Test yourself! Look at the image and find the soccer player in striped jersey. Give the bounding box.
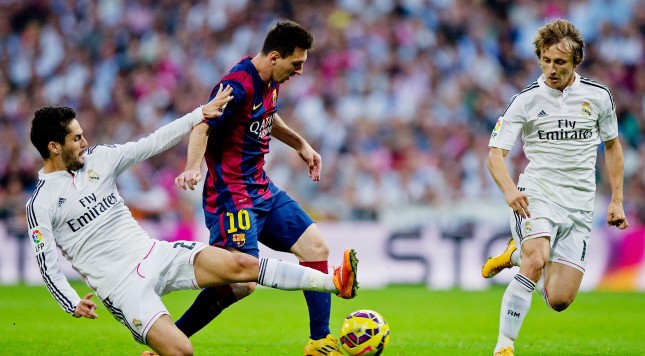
[174,20,357,355]
[27,86,357,356]
[481,19,629,356]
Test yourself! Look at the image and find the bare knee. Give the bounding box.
[230,253,259,277]
[306,237,329,260]
[146,316,195,356]
[229,253,259,276]
[291,226,330,261]
[151,342,193,356]
[231,281,256,300]
[158,343,194,356]
[546,293,575,312]
[521,254,547,281]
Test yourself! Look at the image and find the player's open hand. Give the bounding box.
[74,293,98,319]
[607,200,629,230]
[175,168,202,190]
[298,145,321,181]
[505,189,531,219]
[202,84,233,119]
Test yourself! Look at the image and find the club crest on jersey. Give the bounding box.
[88,169,100,183]
[232,233,246,247]
[133,319,143,330]
[581,102,592,117]
[272,88,277,106]
[523,221,533,234]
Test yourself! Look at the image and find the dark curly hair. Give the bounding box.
[30,106,77,159]
[260,20,313,57]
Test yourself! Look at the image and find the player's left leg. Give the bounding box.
[146,315,194,356]
[538,259,584,311]
[291,224,343,356]
[537,208,590,311]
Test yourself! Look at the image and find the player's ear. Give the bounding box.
[48,141,60,155]
[269,51,280,64]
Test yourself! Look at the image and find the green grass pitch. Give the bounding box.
[1,282,643,355]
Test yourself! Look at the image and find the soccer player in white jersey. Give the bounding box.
[480,19,629,356]
[26,84,358,356]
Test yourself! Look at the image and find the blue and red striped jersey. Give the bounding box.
[202,57,281,213]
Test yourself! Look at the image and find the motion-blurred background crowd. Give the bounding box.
[1,0,644,283]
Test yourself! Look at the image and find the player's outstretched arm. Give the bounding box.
[110,85,233,177]
[604,137,629,229]
[271,113,321,181]
[202,84,233,119]
[73,293,99,319]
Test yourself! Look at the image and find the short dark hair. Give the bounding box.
[30,106,77,159]
[534,19,585,66]
[260,20,313,57]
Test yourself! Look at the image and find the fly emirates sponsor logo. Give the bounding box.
[66,193,118,232]
[250,114,274,139]
[537,119,592,140]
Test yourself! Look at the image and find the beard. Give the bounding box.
[62,148,84,171]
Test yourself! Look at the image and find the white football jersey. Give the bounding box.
[489,74,618,211]
[26,107,204,315]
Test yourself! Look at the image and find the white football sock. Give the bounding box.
[535,274,554,309]
[511,249,522,266]
[258,258,337,292]
[495,273,535,352]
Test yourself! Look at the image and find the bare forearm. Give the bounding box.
[487,148,516,195]
[604,138,625,204]
[272,114,306,149]
[185,122,210,170]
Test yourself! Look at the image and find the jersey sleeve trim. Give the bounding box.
[35,253,77,314]
[26,180,45,229]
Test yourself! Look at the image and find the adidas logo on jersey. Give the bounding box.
[537,110,548,117]
[58,198,66,207]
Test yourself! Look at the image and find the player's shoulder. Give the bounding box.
[26,179,53,213]
[515,81,541,98]
[578,76,613,97]
[501,81,540,115]
[578,76,615,108]
[86,144,117,156]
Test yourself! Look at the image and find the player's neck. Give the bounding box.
[42,158,69,174]
[251,54,272,83]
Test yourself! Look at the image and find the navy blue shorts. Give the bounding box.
[204,191,314,258]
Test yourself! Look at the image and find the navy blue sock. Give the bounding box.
[175,285,237,337]
[300,261,331,339]
[303,291,332,339]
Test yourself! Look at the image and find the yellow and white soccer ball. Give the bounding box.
[339,309,390,355]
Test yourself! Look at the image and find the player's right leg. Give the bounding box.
[192,245,358,297]
[493,236,549,355]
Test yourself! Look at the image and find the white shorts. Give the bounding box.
[509,190,593,273]
[99,240,206,345]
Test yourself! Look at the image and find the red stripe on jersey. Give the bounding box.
[219,213,228,245]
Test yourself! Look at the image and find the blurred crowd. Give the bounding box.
[1,0,645,253]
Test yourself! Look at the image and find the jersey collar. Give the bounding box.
[537,72,580,95]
